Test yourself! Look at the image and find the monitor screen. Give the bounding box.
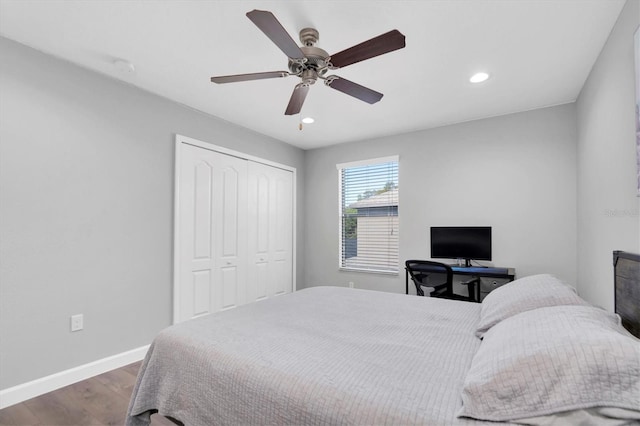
[430,226,492,261]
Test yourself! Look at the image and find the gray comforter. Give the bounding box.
[126,286,495,425]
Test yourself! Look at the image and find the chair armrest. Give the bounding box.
[459,277,481,302]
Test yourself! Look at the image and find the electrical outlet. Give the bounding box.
[71,314,83,332]
[348,281,355,288]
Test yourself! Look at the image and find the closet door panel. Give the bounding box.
[220,266,239,310]
[256,174,270,254]
[193,162,213,260]
[247,167,269,302]
[192,270,211,317]
[212,158,247,312]
[272,167,293,296]
[178,144,247,322]
[254,261,269,300]
[248,162,293,301]
[221,167,240,257]
[179,145,214,320]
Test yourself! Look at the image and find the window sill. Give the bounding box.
[339,267,399,276]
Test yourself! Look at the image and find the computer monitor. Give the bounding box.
[430,226,492,267]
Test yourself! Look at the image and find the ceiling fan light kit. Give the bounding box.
[210,10,406,116]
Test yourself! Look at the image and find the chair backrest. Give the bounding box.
[405,260,453,296]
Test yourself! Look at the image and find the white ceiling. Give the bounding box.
[0,0,626,150]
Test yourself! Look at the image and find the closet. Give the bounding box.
[174,136,295,323]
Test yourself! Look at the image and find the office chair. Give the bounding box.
[405,260,479,302]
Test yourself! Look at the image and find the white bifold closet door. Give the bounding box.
[247,161,293,303]
[178,143,248,320]
[176,141,293,323]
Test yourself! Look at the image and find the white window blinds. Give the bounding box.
[338,156,399,273]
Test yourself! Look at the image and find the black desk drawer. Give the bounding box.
[481,279,504,293]
[479,278,511,301]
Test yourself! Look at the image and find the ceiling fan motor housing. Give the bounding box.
[288,28,329,77]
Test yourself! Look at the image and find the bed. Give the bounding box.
[127,252,640,426]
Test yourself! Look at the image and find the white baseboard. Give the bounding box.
[0,345,149,410]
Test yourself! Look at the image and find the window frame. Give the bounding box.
[337,155,399,275]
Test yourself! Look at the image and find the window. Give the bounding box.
[338,156,399,273]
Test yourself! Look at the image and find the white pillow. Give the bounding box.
[459,305,640,422]
[476,274,590,338]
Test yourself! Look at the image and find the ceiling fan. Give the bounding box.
[210,10,406,116]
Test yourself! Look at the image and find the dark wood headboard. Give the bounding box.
[613,251,640,338]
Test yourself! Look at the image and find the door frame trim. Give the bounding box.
[173,134,297,324]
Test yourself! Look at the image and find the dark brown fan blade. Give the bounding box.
[330,30,405,68]
[284,84,309,115]
[211,71,289,84]
[326,76,383,104]
[246,10,305,60]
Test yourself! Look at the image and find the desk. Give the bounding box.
[405,265,515,301]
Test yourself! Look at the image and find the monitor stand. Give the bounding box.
[454,259,473,267]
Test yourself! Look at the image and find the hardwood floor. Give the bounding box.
[0,361,174,426]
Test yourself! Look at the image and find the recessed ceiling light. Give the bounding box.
[302,117,314,124]
[470,72,489,83]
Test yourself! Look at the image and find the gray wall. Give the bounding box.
[576,0,640,310]
[304,104,578,294]
[0,37,305,389]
